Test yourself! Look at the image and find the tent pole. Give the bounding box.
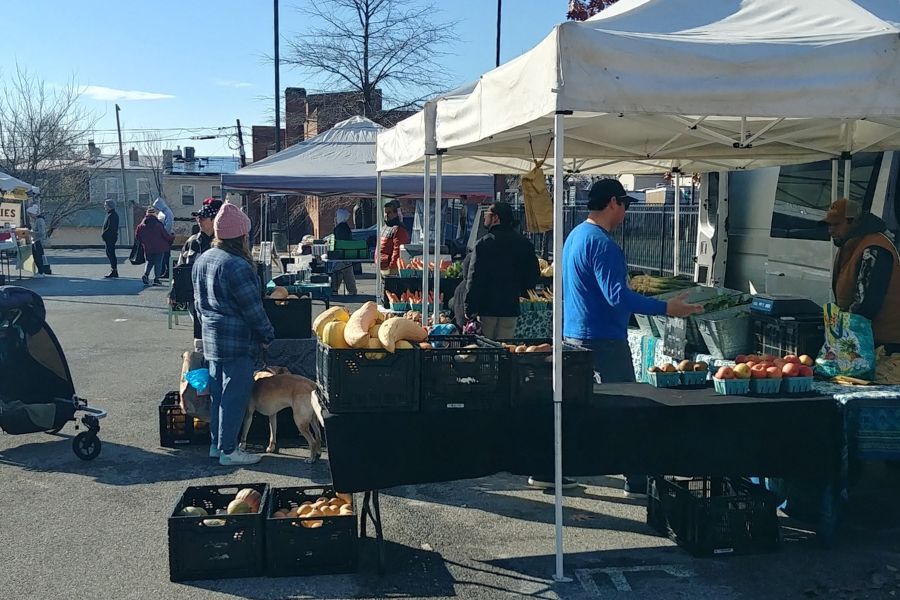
[831,159,839,202]
[422,155,432,312]
[376,172,383,304]
[673,170,681,277]
[433,154,443,325]
[552,112,570,584]
[843,156,852,201]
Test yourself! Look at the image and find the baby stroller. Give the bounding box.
[0,286,107,460]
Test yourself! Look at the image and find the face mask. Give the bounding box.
[384,216,400,226]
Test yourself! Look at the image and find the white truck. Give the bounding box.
[695,151,899,305]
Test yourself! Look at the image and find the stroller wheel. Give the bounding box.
[73,432,101,461]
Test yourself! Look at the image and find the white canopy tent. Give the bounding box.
[376,0,900,581]
[0,170,37,200]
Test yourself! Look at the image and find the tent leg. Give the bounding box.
[831,159,839,202]
[433,154,443,325]
[376,172,383,304]
[673,170,681,277]
[422,155,432,312]
[552,112,570,584]
[843,156,852,201]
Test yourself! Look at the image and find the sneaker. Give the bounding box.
[208,444,222,459]
[528,476,579,490]
[104,272,119,279]
[152,279,162,286]
[141,275,150,285]
[219,448,262,466]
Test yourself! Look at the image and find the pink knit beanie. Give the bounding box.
[214,202,251,240]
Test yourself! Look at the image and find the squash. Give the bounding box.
[313,306,350,340]
[365,337,385,360]
[226,499,252,515]
[344,302,380,348]
[368,322,381,340]
[235,488,262,513]
[395,340,414,350]
[378,317,428,352]
[322,321,351,348]
[269,286,289,300]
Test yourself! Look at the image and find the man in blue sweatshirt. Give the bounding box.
[563,179,701,496]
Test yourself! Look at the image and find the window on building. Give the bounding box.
[211,185,222,200]
[181,184,195,206]
[770,152,883,240]
[137,178,151,204]
[105,177,119,200]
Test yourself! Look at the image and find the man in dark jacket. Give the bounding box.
[823,198,900,383]
[330,208,358,295]
[379,200,410,275]
[171,202,220,342]
[101,199,120,278]
[465,201,540,339]
[135,207,174,286]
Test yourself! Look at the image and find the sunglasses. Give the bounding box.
[616,196,632,210]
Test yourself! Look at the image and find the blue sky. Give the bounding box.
[2,1,571,159]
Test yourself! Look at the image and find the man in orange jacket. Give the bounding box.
[823,198,900,382]
[379,200,409,275]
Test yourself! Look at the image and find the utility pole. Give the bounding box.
[236,119,247,168]
[115,104,131,244]
[274,0,282,153]
[496,0,502,67]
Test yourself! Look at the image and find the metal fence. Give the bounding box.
[515,204,699,278]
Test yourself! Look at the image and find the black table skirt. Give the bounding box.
[323,383,839,493]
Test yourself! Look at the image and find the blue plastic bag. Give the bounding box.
[816,303,876,380]
[184,368,211,394]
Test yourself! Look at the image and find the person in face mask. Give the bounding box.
[329,208,358,295]
[379,200,410,276]
[823,198,900,366]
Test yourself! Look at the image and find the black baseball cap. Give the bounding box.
[587,179,637,210]
[192,205,220,219]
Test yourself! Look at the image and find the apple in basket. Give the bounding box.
[799,365,814,378]
[750,364,768,379]
[784,355,801,365]
[782,363,802,378]
[715,366,735,380]
[799,355,815,367]
[732,364,752,380]
[766,366,783,379]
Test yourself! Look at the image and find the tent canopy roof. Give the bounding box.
[223,116,492,197]
[379,0,900,175]
[0,170,37,199]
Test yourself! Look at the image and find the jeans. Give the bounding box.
[480,316,518,340]
[564,337,645,493]
[330,264,358,295]
[104,239,118,271]
[208,356,255,454]
[143,253,164,280]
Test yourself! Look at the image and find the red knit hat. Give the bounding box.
[214,202,251,240]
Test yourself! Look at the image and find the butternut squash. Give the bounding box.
[344,302,380,348]
[377,317,428,352]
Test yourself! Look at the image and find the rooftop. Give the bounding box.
[168,156,240,176]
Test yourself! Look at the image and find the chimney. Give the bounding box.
[174,146,183,160]
[87,139,101,158]
[184,146,196,161]
[128,147,139,165]
[285,87,307,145]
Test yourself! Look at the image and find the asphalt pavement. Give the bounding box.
[3,249,900,599]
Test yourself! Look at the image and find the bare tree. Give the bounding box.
[567,0,620,20]
[0,66,99,235]
[285,0,457,122]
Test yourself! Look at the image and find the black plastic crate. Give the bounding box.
[497,338,593,407]
[159,391,209,448]
[752,314,824,358]
[647,476,781,557]
[265,486,358,577]
[264,296,312,339]
[317,342,420,412]
[421,335,510,411]
[168,483,269,581]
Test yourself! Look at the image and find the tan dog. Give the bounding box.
[239,366,322,462]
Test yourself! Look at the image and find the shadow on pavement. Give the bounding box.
[0,434,333,486]
[181,539,456,598]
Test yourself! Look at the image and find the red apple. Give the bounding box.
[782,363,801,378]
[799,355,814,367]
[799,365,814,378]
[716,366,735,380]
[761,354,776,363]
[784,355,801,365]
[734,354,748,364]
[745,360,757,369]
[750,364,768,379]
[766,366,783,379]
